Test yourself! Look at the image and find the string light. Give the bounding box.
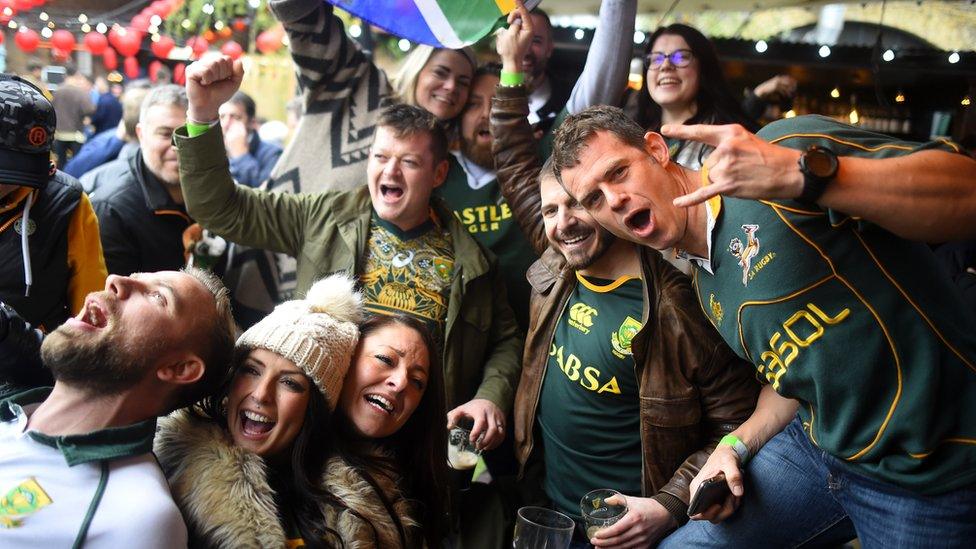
[248,0,261,8]
[181,19,192,29]
[963,96,972,107]
[150,15,162,27]
[755,40,768,53]
[202,3,215,15]
[574,28,585,40]
[81,23,91,33]
[41,27,52,39]
[2,7,11,16]
[783,109,796,118]
[214,20,225,30]
[830,87,840,99]
[7,21,16,29]
[39,12,48,21]
[96,22,107,33]
[633,30,645,44]
[398,38,411,52]
[78,14,88,23]
[349,24,362,38]
[948,51,960,64]
[848,108,859,125]
[46,22,55,29]
[818,45,831,58]
[895,91,905,103]
[882,49,894,62]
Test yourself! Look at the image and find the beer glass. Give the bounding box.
[512,506,574,549]
[580,489,627,539]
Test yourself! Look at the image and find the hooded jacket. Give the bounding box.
[154,411,417,548]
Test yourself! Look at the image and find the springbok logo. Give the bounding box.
[729,224,760,287]
[568,302,598,334]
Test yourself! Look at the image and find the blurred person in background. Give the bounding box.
[219,91,283,188]
[51,64,94,165]
[90,76,123,136]
[67,81,151,181]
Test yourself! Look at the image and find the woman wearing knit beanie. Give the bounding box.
[154,274,447,548]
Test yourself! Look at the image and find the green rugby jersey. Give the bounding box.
[538,273,644,518]
[691,115,976,494]
[435,154,537,329]
[360,212,454,341]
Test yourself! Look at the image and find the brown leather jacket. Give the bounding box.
[491,84,759,523]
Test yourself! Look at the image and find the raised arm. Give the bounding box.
[492,3,549,255]
[563,0,637,114]
[268,0,384,98]
[665,121,976,242]
[177,55,314,255]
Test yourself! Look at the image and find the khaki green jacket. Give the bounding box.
[174,125,523,411]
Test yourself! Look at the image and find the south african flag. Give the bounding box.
[329,0,543,48]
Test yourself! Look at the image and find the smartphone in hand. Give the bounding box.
[687,473,732,516]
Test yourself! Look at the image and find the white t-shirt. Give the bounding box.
[0,398,187,548]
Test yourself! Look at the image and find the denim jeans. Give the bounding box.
[659,417,976,548]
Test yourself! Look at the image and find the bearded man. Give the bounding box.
[0,268,235,548]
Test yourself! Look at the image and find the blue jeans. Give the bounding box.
[660,418,976,548]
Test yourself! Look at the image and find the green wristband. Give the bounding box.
[186,121,216,138]
[719,434,751,465]
[500,70,525,87]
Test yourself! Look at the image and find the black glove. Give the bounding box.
[0,302,51,389]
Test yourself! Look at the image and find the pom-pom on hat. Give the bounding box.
[236,274,364,410]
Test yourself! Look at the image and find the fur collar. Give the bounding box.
[154,411,417,548]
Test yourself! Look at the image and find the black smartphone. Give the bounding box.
[686,473,732,516]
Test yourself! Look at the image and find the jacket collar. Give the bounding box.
[127,148,187,215]
[336,186,491,283]
[1,387,157,467]
[154,410,414,548]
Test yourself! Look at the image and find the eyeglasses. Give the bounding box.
[645,49,694,69]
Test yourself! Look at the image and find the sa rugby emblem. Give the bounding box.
[611,316,642,358]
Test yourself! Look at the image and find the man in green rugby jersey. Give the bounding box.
[491,82,758,547]
[551,105,976,546]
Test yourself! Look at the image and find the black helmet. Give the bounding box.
[0,73,55,188]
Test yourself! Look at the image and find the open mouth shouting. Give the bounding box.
[239,409,276,438]
[625,208,654,238]
[379,182,405,203]
[67,297,111,332]
[364,393,397,416]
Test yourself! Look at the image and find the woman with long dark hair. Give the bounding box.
[632,23,759,169]
[154,275,446,548]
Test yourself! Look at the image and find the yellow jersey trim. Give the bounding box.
[768,133,915,153]
[66,193,108,315]
[575,272,637,293]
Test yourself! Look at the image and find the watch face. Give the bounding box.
[805,148,838,178]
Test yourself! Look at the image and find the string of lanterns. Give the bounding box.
[3,0,287,82]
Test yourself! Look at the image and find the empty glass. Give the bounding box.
[580,489,628,539]
[512,506,574,549]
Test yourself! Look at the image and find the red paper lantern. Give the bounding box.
[220,40,243,60]
[173,63,185,85]
[218,27,232,40]
[232,18,248,33]
[124,56,140,79]
[50,29,76,52]
[114,31,141,57]
[148,60,162,82]
[103,47,118,70]
[130,14,150,32]
[255,31,281,54]
[83,31,108,55]
[202,29,216,43]
[186,36,209,58]
[14,29,39,53]
[150,35,175,59]
[13,0,30,11]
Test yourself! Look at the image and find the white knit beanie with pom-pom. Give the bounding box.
[236,274,364,410]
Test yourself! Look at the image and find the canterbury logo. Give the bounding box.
[569,303,598,328]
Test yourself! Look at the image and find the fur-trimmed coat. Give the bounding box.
[154,411,418,548]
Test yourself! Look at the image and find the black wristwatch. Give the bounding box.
[797,146,839,204]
